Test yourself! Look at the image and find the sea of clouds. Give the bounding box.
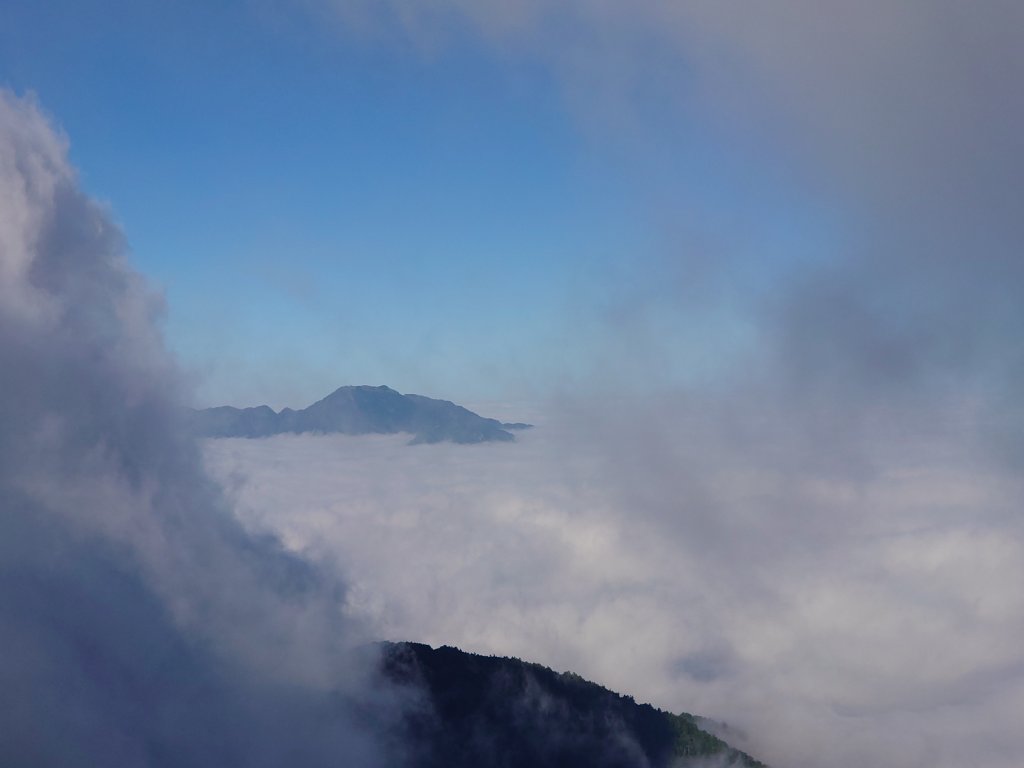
[206,404,1024,768]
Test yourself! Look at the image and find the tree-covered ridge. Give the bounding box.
[378,642,767,768]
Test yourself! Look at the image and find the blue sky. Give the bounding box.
[0,0,837,408]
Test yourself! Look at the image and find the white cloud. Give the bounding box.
[204,402,1024,768]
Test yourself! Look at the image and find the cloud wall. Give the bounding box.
[0,90,393,767]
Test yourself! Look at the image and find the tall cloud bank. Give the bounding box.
[0,91,393,767]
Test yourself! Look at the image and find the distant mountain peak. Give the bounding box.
[191,386,532,445]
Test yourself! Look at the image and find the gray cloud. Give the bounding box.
[0,90,399,766]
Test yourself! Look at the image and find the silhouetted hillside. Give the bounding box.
[378,642,767,768]
[192,385,530,444]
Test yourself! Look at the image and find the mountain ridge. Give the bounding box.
[191,385,531,445]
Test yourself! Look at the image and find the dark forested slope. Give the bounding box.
[377,642,767,768]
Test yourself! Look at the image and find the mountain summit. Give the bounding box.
[192,385,530,445]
